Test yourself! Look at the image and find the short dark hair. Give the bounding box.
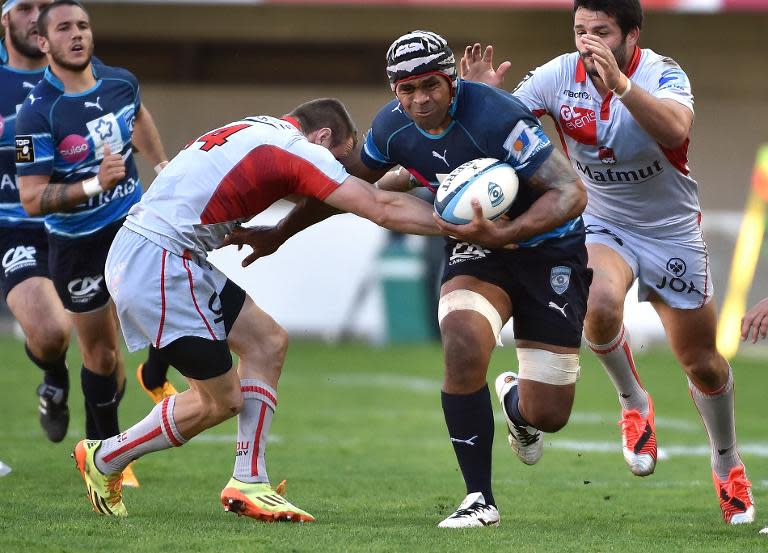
[37,0,88,38]
[290,98,357,148]
[573,0,643,35]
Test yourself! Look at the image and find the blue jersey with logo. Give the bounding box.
[0,43,46,229]
[361,79,582,247]
[15,63,143,237]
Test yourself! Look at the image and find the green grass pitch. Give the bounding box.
[0,335,767,552]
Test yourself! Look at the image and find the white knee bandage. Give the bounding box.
[438,289,503,346]
[517,348,580,385]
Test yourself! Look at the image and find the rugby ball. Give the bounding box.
[434,158,518,224]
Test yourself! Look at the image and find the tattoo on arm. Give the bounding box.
[39,183,72,214]
[526,149,577,195]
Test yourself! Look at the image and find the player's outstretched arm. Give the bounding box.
[741,297,768,343]
[435,149,586,248]
[220,197,342,267]
[324,176,441,236]
[461,43,512,88]
[132,105,169,175]
[19,144,126,216]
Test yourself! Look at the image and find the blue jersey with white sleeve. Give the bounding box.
[0,46,45,229]
[14,63,143,238]
[361,79,582,247]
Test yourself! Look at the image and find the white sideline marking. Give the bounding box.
[546,440,768,459]
[318,373,701,432]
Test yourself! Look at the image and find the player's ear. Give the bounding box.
[38,34,49,54]
[316,128,332,148]
[626,27,640,49]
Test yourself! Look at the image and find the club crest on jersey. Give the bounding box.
[550,266,571,295]
[15,135,34,163]
[598,147,617,165]
[86,113,123,159]
[504,121,550,165]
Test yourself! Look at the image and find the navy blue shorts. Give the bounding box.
[0,225,51,300]
[441,232,592,348]
[48,219,124,313]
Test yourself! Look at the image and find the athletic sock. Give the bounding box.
[25,343,69,394]
[96,395,186,474]
[586,325,649,416]
[140,346,170,390]
[81,366,120,439]
[233,380,277,484]
[503,382,532,428]
[441,385,496,507]
[688,367,742,480]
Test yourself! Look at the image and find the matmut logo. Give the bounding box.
[559,105,597,145]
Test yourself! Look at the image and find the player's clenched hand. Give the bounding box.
[460,43,511,88]
[97,144,126,191]
[434,199,518,250]
[579,34,622,91]
[740,297,768,343]
[219,225,285,267]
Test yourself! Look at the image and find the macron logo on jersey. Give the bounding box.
[504,121,550,166]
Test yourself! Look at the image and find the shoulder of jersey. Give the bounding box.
[372,98,412,131]
[95,63,137,83]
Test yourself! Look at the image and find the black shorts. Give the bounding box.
[441,232,592,348]
[0,225,51,300]
[48,219,125,313]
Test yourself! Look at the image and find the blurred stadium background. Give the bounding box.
[1,0,767,348]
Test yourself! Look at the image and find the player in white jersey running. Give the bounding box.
[72,98,442,521]
[461,0,753,525]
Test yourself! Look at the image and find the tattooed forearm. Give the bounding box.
[526,149,586,221]
[39,183,74,214]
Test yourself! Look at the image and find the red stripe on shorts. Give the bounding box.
[182,258,216,340]
[155,249,168,347]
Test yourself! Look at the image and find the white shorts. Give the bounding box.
[105,227,236,351]
[583,214,712,309]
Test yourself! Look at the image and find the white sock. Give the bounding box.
[96,395,187,474]
[587,325,649,416]
[233,380,276,484]
[688,366,741,480]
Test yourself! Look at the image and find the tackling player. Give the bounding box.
[71,98,442,521]
[462,0,753,524]
[1,0,72,443]
[15,0,174,483]
[229,31,591,528]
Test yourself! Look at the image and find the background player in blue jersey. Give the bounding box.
[14,0,173,483]
[226,30,591,528]
[0,0,73,443]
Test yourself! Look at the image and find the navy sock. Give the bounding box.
[141,346,170,389]
[25,343,69,393]
[504,383,532,427]
[441,385,496,507]
[81,366,120,439]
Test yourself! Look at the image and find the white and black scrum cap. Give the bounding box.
[386,30,456,90]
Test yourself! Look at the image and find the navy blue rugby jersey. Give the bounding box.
[361,79,582,247]
[0,43,45,228]
[15,63,143,238]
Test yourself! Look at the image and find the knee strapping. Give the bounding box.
[517,348,580,385]
[438,289,503,346]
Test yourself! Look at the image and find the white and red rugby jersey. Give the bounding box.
[124,116,349,259]
[514,47,700,232]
